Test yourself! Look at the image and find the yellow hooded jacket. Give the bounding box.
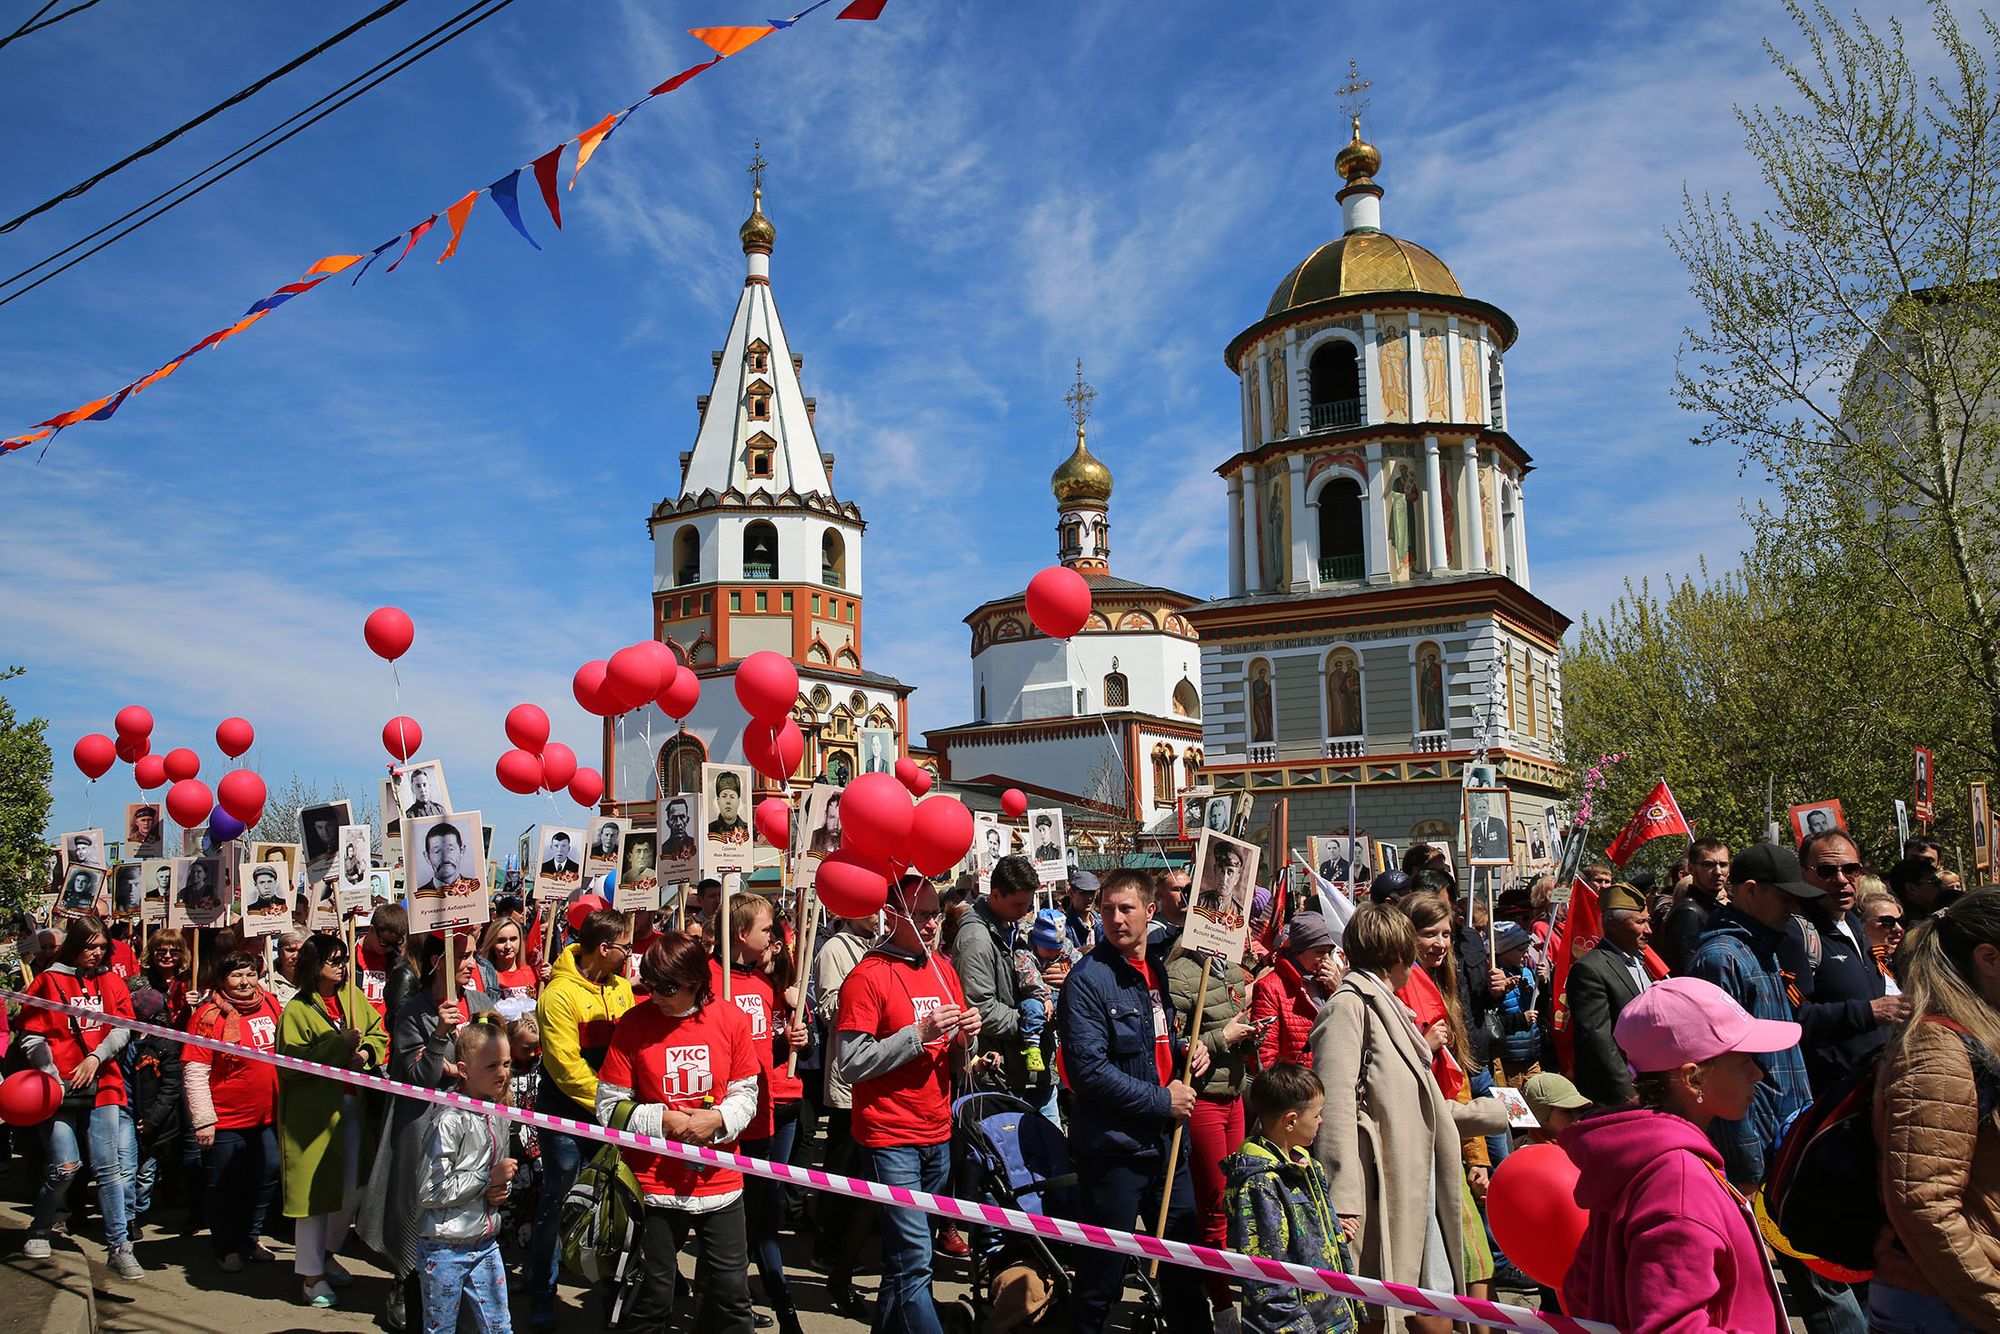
[534,942,635,1115]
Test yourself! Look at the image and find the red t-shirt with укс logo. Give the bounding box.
[836,950,965,1149]
[185,991,284,1129]
[710,959,805,1139]
[356,937,396,1021]
[598,1000,758,1200]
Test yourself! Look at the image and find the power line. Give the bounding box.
[0,0,521,309]
[0,0,420,235]
[0,0,105,53]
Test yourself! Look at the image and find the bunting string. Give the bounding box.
[1,0,886,461]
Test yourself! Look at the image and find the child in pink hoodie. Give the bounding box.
[1559,977,1795,1334]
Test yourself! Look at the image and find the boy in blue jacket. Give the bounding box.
[1223,1063,1359,1333]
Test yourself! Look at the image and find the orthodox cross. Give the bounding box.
[1064,357,1096,429]
[748,140,768,192]
[1338,60,1371,127]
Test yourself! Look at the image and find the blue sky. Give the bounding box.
[0,0,1880,842]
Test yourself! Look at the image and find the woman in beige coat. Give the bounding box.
[1312,903,1510,1334]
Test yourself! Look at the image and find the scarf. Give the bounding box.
[1393,964,1465,1101]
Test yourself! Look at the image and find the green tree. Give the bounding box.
[1672,0,2000,780]
[0,666,54,920]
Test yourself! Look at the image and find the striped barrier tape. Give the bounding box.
[0,986,1615,1334]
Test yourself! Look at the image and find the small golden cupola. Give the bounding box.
[1050,426,1113,505]
[1051,361,1113,572]
[740,141,775,257]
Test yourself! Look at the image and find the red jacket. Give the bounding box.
[1252,955,1322,1070]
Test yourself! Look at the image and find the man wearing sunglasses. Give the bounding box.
[1796,827,1909,1098]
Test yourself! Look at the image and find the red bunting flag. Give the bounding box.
[1604,780,1690,867]
[385,215,438,273]
[436,190,481,263]
[837,0,889,17]
[650,56,721,95]
[531,145,565,231]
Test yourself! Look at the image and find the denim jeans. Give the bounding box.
[35,1103,133,1249]
[1868,1280,1980,1333]
[1069,1147,1205,1334]
[420,1237,512,1333]
[1776,1251,1866,1334]
[207,1125,279,1258]
[527,1123,585,1323]
[743,1102,801,1305]
[867,1141,949,1334]
[131,1149,158,1222]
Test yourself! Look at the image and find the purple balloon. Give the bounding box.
[208,806,247,843]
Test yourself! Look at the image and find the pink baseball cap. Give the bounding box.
[1613,976,1801,1074]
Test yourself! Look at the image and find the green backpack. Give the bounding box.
[558,1100,644,1312]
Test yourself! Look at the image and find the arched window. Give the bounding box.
[743,521,777,579]
[1309,341,1361,430]
[1060,521,1082,559]
[1172,677,1201,719]
[822,529,846,588]
[673,525,700,586]
[1182,748,1203,786]
[1103,672,1129,708]
[978,685,988,721]
[656,735,707,797]
[1316,478,1364,582]
[1151,743,1175,802]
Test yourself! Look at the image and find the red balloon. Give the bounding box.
[505,703,551,754]
[0,1070,61,1127]
[217,769,267,825]
[734,650,800,722]
[659,666,701,720]
[496,748,543,795]
[815,848,890,918]
[165,778,214,828]
[1001,788,1028,818]
[115,733,150,765]
[72,734,116,780]
[573,660,614,717]
[604,645,662,713]
[894,757,932,797]
[908,795,975,877]
[567,767,604,808]
[364,606,415,661]
[567,894,610,934]
[114,705,153,739]
[1025,565,1092,639]
[754,797,792,847]
[540,742,579,792]
[215,716,254,759]
[133,754,167,790]
[839,772,914,865]
[382,716,423,762]
[743,717,805,783]
[638,640,680,694]
[162,747,200,783]
[1486,1143,1588,1289]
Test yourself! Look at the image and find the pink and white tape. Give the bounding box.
[3,986,1615,1334]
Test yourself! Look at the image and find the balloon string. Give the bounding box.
[883,888,957,1003]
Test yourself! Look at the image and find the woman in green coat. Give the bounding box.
[278,932,387,1309]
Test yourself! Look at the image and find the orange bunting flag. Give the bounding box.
[688,25,773,56]
[569,113,622,189]
[437,190,481,263]
[304,254,364,277]
[133,359,185,393]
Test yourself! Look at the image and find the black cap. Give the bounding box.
[1730,842,1822,899]
[1369,870,1413,904]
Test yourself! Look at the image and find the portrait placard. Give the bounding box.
[406,811,489,934]
[139,858,177,924]
[59,828,106,872]
[700,763,754,879]
[655,796,698,889]
[584,816,630,882]
[1310,834,1370,892]
[250,842,301,895]
[1464,788,1513,867]
[1788,800,1847,845]
[858,728,895,776]
[1026,808,1067,886]
[336,825,374,917]
[1914,747,1936,822]
[171,855,230,930]
[1894,798,1911,851]
[1522,820,1551,867]
[297,801,352,886]
[110,862,145,918]
[1178,787,1214,840]
[1373,840,1401,874]
[616,831,659,912]
[534,826,586,903]
[123,804,164,859]
[971,814,1012,891]
[1972,782,1992,872]
[55,863,107,919]
[368,870,398,912]
[1184,829,1260,960]
[240,859,292,937]
[394,760,452,823]
[791,784,842,892]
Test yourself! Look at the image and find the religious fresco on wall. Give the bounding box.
[1459,336,1484,424]
[1416,644,1447,734]
[1247,658,1275,744]
[1269,348,1288,436]
[1379,321,1410,423]
[1386,462,1421,579]
[1326,649,1363,737]
[1479,465,1497,568]
[1422,324,1449,420]
[1263,472,1287,588]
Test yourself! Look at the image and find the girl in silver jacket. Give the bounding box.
[415,1023,517,1332]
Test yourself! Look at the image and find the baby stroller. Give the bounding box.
[948,1078,1162,1332]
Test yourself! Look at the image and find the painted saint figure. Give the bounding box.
[1379,321,1409,423]
[1248,660,1274,744]
[1422,325,1448,420]
[1417,647,1446,735]
[1327,651,1362,737]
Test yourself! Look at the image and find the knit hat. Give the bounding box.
[1493,922,1533,958]
[128,985,167,1023]
[1283,912,1336,954]
[1028,911,1064,952]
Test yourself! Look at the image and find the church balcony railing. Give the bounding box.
[1413,730,1449,754]
[1246,742,1278,764]
[821,566,844,588]
[744,562,776,580]
[1323,736,1365,760]
[1317,553,1364,583]
[1309,398,1362,431]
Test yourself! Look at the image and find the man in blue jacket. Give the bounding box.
[1055,868,1209,1333]
[1796,827,1907,1095]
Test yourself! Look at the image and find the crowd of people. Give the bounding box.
[2,828,1998,1334]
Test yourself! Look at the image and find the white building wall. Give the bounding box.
[972,630,1200,725]
[652,513,863,592]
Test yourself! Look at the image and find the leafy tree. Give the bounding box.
[0,666,53,920]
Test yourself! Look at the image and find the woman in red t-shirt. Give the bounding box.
[481,917,538,1001]
[597,932,760,1331]
[21,916,142,1276]
[712,896,810,1334]
[184,950,284,1270]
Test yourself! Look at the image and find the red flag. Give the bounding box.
[837,0,890,17]
[531,145,565,231]
[1548,875,1601,1076]
[1604,780,1690,867]
[649,55,721,95]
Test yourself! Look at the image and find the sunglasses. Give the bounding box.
[1870,915,1905,929]
[1813,862,1863,879]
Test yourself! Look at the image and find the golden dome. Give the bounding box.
[1334,115,1380,189]
[1051,427,1113,504]
[1264,232,1462,317]
[739,186,775,252]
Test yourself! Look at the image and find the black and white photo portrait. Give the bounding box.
[298,801,352,884]
[700,763,754,878]
[398,760,451,819]
[124,804,163,858]
[1027,808,1067,886]
[406,811,489,934]
[1464,787,1513,867]
[62,828,106,872]
[859,728,894,776]
[112,862,144,915]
